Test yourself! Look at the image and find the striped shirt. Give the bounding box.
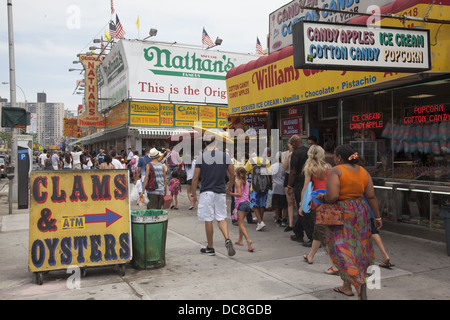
[148,162,166,196]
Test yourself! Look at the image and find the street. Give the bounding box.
[0,180,449,302]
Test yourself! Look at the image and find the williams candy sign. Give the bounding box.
[114,40,259,105]
[293,21,431,72]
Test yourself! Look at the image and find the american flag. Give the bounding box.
[111,0,115,15]
[109,20,116,38]
[110,14,125,39]
[256,37,264,55]
[202,27,215,47]
[115,14,126,39]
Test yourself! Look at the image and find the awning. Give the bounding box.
[137,127,194,138]
[72,124,130,146]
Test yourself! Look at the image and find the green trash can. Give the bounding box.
[131,210,168,269]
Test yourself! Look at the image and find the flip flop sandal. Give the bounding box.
[248,247,255,252]
[234,242,244,246]
[303,254,313,264]
[333,287,354,297]
[324,267,339,275]
[379,260,395,269]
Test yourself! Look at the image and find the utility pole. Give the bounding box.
[7,0,19,211]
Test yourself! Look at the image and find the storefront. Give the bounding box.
[226,0,450,237]
[75,40,258,153]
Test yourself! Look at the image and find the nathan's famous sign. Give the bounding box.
[293,21,430,72]
[102,40,259,107]
[79,54,106,128]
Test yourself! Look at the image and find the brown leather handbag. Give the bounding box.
[314,202,344,226]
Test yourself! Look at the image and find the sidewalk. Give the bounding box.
[0,190,449,300]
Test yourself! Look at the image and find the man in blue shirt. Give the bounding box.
[136,148,152,183]
[191,138,236,257]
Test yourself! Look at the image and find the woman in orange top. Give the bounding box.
[316,145,382,300]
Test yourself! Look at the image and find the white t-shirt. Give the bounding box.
[71,151,83,165]
[111,158,122,169]
[183,158,196,181]
[39,153,47,166]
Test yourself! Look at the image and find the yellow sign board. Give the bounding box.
[28,170,131,272]
[78,54,106,128]
[128,101,229,128]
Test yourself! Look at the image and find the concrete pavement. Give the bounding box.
[0,187,449,301]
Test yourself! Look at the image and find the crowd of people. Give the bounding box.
[34,136,394,299]
[34,145,135,171]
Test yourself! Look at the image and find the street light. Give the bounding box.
[206,37,223,50]
[143,28,158,40]
[89,46,110,51]
[1,81,26,105]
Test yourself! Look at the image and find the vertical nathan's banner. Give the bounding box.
[79,54,106,128]
[28,171,131,272]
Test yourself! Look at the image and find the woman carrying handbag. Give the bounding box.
[316,144,382,300]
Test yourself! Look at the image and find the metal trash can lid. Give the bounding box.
[131,210,168,224]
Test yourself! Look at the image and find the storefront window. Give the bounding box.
[341,90,392,176]
[341,78,450,230]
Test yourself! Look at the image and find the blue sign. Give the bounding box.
[18,149,28,161]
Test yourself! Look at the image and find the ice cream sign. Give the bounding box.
[293,21,430,72]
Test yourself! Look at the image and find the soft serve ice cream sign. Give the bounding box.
[128,41,258,104]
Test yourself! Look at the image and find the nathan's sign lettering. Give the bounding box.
[144,46,235,76]
[79,54,105,128]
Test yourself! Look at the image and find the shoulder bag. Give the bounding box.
[314,201,344,226]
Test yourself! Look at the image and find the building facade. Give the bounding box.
[226,0,450,239]
[75,40,259,154]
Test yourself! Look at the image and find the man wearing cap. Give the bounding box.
[141,148,167,209]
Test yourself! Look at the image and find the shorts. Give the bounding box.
[147,193,163,209]
[197,191,227,222]
[186,179,192,186]
[250,191,268,208]
[272,194,287,209]
[236,201,251,213]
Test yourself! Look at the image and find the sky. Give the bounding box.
[0,0,289,112]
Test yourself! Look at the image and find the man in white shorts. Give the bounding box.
[191,138,236,256]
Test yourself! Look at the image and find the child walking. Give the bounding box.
[169,171,181,210]
[227,167,255,252]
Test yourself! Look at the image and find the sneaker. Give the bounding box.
[281,220,288,227]
[225,239,236,256]
[302,240,313,248]
[256,221,266,231]
[284,226,293,232]
[275,219,282,227]
[200,247,215,256]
